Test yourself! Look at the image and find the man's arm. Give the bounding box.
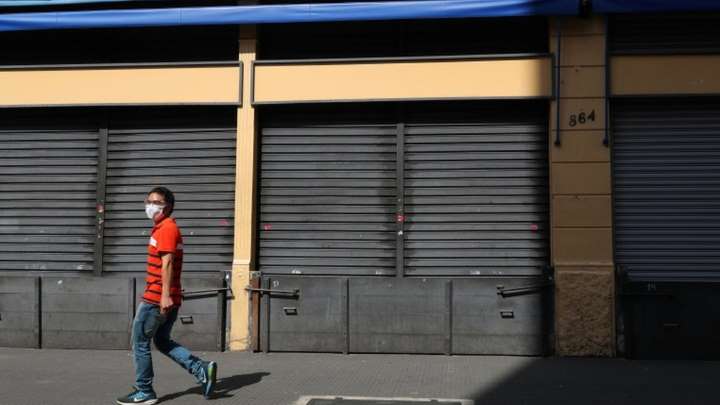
[160,252,175,314]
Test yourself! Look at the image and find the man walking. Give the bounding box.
[117,187,217,405]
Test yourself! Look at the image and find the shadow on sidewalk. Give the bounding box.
[159,371,271,402]
[467,358,720,405]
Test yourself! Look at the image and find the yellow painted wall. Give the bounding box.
[253,57,552,103]
[229,28,258,351]
[550,16,615,357]
[612,55,720,96]
[0,66,240,106]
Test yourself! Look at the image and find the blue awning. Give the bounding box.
[594,0,720,13]
[0,0,579,32]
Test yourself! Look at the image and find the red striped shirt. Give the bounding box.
[143,217,183,307]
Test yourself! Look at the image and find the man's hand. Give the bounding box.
[160,295,173,314]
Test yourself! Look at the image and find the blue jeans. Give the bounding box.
[132,302,205,394]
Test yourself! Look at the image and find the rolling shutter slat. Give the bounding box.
[104,116,236,273]
[404,110,549,276]
[0,124,97,272]
[613,98,720,281]
[259,121,397,276]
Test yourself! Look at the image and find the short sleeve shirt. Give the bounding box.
[142,217,184,306]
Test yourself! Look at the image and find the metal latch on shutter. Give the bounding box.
[181,287,233,299]
[496,269,554,298]
[496,281,553,298]
[245,287,300,297]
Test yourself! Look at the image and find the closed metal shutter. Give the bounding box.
[404,106,549,276]
[103,111,236,273]
[613,98,720,282]
[610,13,720,54]
[258,110,397,276]
[0,115,97,272]
[258,104,549,277]
[258,103,552,355]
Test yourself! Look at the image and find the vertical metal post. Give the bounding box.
[35,277,41,349]
[603,15,611,147]
[395,122,405,278]
[262,277,271,353]
[217,277,227,352]
[343,278,349,354]
[128,278,135,350]
[250,272,261,352]
[94,126,108,276]
[445,280,453,355]
[554,20,562,146]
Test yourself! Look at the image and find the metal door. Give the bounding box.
[257,102,551,355]
[0,108,235,351]
[0,112,104,348]
[613,98,720,359]
[103,109,236,350]
[403,104,550,354]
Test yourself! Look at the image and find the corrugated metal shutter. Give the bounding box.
[258,109,397,276]
[258,104,549,277]
[613,98,720,282]
[258,103,552,355]
[610,13,720,54]
[404,105,549,276]
[104,110,236,273]
[0,114,97,272]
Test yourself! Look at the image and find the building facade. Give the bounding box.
[0,0,718,359]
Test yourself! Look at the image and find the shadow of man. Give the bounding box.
[159,371,271,402]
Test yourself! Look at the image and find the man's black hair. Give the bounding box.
[148,186,175,215]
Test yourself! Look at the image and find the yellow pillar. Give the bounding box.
[550,16,615,356]
[229,26,258,351]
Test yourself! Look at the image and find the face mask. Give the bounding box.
[145,204,164,220]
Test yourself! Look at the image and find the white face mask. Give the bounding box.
[145,204,164,220]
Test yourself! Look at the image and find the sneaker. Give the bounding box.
[200,361,217,399]
[116,388,158,405]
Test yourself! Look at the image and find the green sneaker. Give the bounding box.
[116,388,158,405]
[200,361,217,399]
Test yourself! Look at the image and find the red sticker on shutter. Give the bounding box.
[263,224,272,231]
[530,224,539,232]
[396,214,405,223]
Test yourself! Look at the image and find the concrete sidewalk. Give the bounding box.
[1,348,719,405]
